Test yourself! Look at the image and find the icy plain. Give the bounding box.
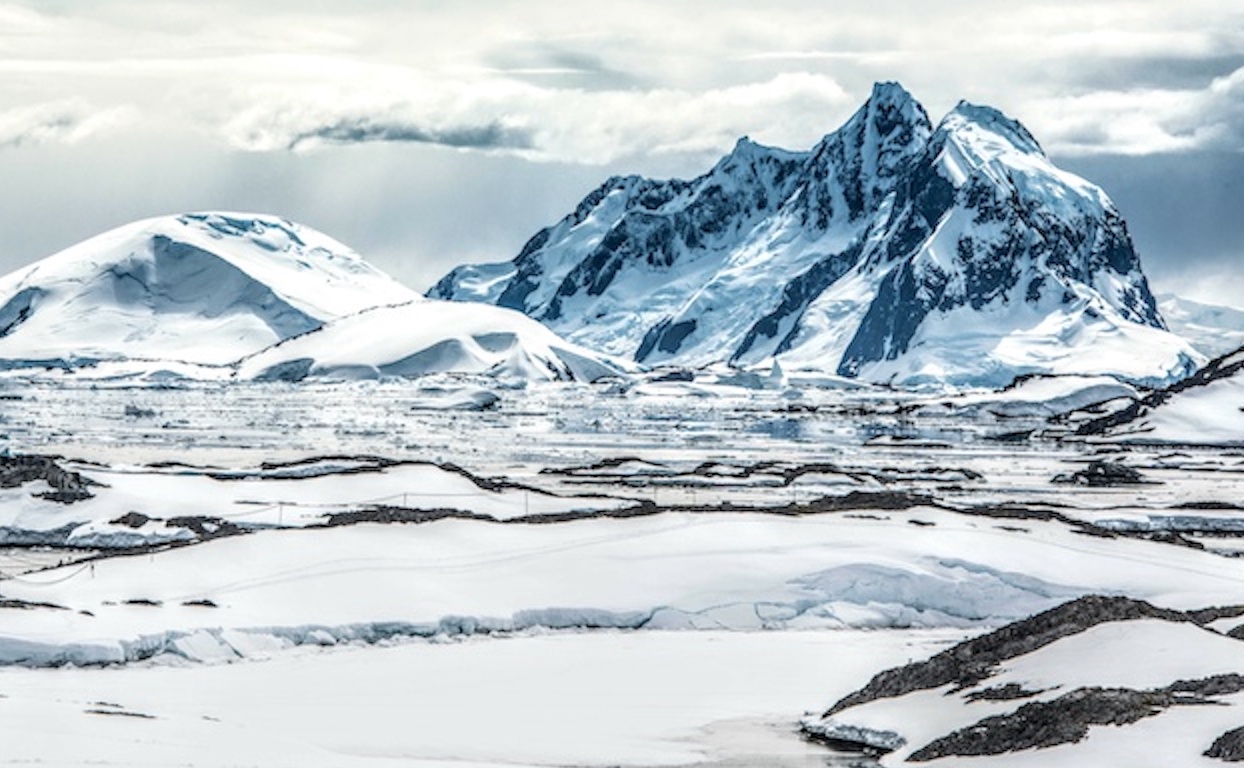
[1,372,1243,766]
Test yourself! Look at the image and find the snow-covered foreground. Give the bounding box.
[0,629,966,768]
[2,376,1243,766]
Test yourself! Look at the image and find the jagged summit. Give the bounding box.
[944,101,1045,157]
[432,82,1200,387]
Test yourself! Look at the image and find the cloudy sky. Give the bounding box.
[1,0,1242,306]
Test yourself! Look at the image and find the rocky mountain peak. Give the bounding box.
[432,83,1201,388]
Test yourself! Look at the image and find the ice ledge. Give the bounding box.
[800,716,907,754]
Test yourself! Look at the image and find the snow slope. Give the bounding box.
[433,83,1199,388]
[235,300,628,382]
[804,597,1244,767]
[0,213,417,366]
[1158,294,1244,359]
[0,630,960,768]
[1076,346,1244,445]
[0,212,624,383]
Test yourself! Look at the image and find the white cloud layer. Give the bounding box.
[0,100,131,149]
[0,0,1240,308]
[220,72,854,163]
[1,1,1240,161]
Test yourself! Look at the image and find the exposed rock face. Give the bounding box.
[1052,459,1149,487]
[1207,725,1244,762]
[434,83,1199,387]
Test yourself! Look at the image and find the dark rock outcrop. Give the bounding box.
[910,675,1244,761]
[1052,460,1150,487]
[824,596,1195,716]
[1207,725,1244,762]
[0,454,99,503]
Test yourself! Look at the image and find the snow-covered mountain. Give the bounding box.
[432,83,1201,388]
[0,213,418,367]
[0,212,623,381]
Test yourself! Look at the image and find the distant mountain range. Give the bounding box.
[0,81,1238,390]
[432,82,1202,388]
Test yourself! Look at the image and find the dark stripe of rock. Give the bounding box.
[1051,460,1149,487]
[909,675,1244,761]
[1075,345,1244,436]
[963,683,1045,703]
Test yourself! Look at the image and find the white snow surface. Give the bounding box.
[0,370,1241,764]
[0,212,622,384]
[0,213,418,366]
[0,459,632,547]
[921,374,1138,418]
[3,507,1243,666]
[236,300,629,382]
[1101,348,1244,446]
[1159,293,1244,359]
[0,629,963,768]
[857,299,1197,389]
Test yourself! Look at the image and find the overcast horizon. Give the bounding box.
[1,1,1242,307]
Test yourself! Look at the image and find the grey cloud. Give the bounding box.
[1059,150,1244,299]
[483,45,645,90]
[285,119,535,152]
[1030,65,1244,156]
[0,114,77,149]
[1064,54,1244,92]
[1196,71,1244,150]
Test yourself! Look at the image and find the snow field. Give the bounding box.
[5,507,1244,666]
[0,629,965,767]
